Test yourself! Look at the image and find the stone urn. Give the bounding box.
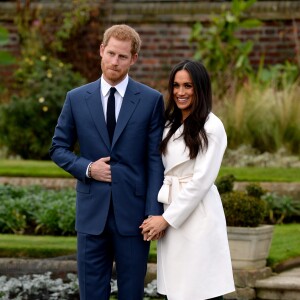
[227,224,274,269]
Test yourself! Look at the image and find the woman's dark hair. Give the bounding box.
[160,60,212,159]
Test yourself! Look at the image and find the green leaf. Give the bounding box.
[0,26,9,45]
[236,55,245,69]
[240,19,262,28]
[0,51,15,65]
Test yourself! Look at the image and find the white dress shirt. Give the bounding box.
[86,75,129,177]
[101,75,129,122]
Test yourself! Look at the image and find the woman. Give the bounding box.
[140,60,235,299]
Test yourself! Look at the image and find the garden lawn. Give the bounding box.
[0,160,299,182]
[0,234,76,258]
[267,223,300,268]
[219,167,300,182]
[0,160,71,178]
[1,223,300,268]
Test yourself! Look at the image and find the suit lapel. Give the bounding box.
[85,79,111,150]
[112,79,140,148]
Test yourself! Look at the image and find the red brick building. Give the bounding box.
[0,0,299,92]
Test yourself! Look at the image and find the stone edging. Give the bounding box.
[0,177,299,198]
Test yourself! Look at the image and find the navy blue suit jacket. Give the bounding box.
[50,78,164,236]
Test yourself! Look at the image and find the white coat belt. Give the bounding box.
[157,175,193,204]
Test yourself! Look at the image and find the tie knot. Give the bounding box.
[110,87,116,95]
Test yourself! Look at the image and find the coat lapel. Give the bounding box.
[85,79,111,150]
[112,79,140,148]
[163,125,191,174]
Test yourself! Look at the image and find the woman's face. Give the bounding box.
[173,69,194,121]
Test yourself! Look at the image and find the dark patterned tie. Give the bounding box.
[107,87,116,143]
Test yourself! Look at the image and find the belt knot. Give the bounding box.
[158,175,192,204]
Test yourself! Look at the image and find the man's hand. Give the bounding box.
[140,216,169,241]
[90,157,111,182]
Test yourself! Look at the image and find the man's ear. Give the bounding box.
[131,53,138,66]
[100,44,104,58]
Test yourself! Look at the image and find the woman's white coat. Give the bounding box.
[157,113,235,300]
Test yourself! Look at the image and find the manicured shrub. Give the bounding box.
[245,183,265,198]
[222,190,266,227]
[216,174,235,194]
[217,176,267,227]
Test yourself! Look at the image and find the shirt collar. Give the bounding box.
[101,75,129,98]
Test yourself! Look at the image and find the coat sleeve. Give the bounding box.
[162,115,227,229]
[145,93,165,216]
[49,92,91,183]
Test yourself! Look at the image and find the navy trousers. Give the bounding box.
[77,202,150,300]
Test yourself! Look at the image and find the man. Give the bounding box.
[49,24,164,300]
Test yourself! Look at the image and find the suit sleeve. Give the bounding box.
[162,116,227,228]
[49,92,91,183]
[145,93,165,216]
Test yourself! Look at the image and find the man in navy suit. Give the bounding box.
[50,24,164,300]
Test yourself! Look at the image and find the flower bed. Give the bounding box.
[0,272,162,300]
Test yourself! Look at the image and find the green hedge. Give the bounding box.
[1,181,299,236]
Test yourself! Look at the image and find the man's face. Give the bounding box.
[100,37,138,86]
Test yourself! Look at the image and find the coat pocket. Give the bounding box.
[76,181,90,194]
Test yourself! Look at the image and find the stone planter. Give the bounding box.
[227,225,274,270]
